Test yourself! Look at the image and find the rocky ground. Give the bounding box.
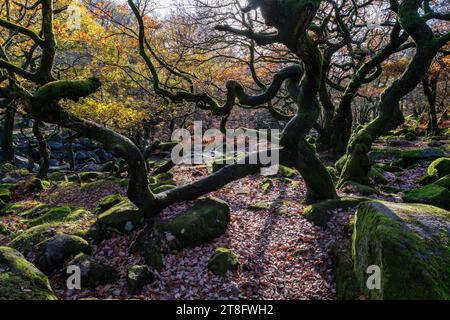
[1,134,449,300]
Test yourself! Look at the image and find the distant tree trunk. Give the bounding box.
[2,106,15,163]
[422,75,440,136]
[33,120,49,179]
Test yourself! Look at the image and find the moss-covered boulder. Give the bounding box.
[26,206,89,227]
[0,246,57,300]
[27,178,50,191]
[352,201,450,299]
[401,147,445,165]
[403,183,450,210]
[78,172,104,182]
[304,196,369,228]
[89,200,144,241]
[66,254,117,288]
[427,157,450,179]
[94,194,126,214]
[35,234,91,274]
[1,200,46,217]
[127,265,156,293]
[160,197,230,250]
[208,247,238,276]
[340,181,378,195]
[8,223,60,256]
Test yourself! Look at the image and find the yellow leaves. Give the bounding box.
[66,96,151,133]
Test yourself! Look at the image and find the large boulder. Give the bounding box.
[403,177,450,210]
[35,234,91,274]
[89,200,144,241]
[66,254,117,288]
[8,221,87,257]
[94,194,126,214]
[0,247,57,300]
[160,197,230,250]
[400,147,445,165]
[352,201,450,299]
[8,223,60,256]
[26,206,89,227]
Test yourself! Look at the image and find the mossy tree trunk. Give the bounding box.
[1,103,15,163]
[32,120,50,179]
[338,0,450,186]
[422,75,440,136]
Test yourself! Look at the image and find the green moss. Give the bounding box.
[94,194,126,214]
[335,154,349,173]
[352,201,450,299]
[340,181,378,195]
[0,247,57,300]
[8,223,60,256]
[28,178,50,191]
[26,206,89,227]
[77,172,105,182]
[401,148,445,165]
[208,247,239,276]
[160,197,230,250]
[89,200,143,241]
[427,158,450,179]
[435,175,450,189]
[1,200,46,217]
[304,196,369,227]
[279,165,297,178]
[403,183,450,210]
[261,178,273,194]
[248,201,270,210]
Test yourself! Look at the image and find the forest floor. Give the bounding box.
[0,136,448,300]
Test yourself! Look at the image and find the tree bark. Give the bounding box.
[32,120,50,179]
